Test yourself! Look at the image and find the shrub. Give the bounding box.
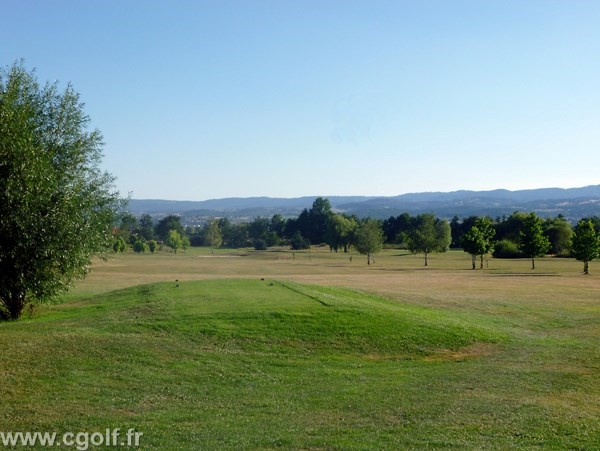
[492,239,522,258]
[133,239,148,253]
[147,240,158,253]
[290,232,311,250]
[113,237,126,253]
[254,239,268,251]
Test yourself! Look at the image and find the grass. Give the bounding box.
[1,248,599,448]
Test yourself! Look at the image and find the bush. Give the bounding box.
[254,239,268,251]
[147,240,158,253]
[290,232,311,250]
[113,237,126,253]
[133,240,148,253]
[492,239,522,258]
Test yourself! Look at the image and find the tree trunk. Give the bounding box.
[424,252,428,266]
[5,292,26,321]
[584,260,589,274]
[480,254,484,269]
[531,257,535,270]
[367,253,371,265]
[471,255,476,270]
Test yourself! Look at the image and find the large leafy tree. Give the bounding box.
[571,219,600,275]
[0,62,121,320]
[325,214,357,253]
[519,212,551,270]
[407,214,451,266]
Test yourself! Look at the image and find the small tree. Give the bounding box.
[0,62,122,320]
[166,229,183,254]
[407,214,451,266]
[113,237,127,253]
[354,219,384,265]
[462,217,495,269]
[147,240,158,253]
[204,219,222,254]
[571,219,600,274]
[132,239,148,253]
[519,212,550,270]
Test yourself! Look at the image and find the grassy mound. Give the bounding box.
[0,279,595,449]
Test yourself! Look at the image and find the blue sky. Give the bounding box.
[2,0,599,200]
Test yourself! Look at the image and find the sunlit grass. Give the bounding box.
[1,249,598,448]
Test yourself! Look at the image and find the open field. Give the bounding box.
[1,248,599,448]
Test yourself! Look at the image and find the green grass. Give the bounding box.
[1,276,598,449]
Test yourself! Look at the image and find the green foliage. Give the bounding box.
[354,219,384,264]
[147,240,158,253]
[155,215,184,241]
[519,212,551,269]
[544,216,573,256]
[138,214,155,241]
[113,237,127,253]
[407,214,452,266]
[132,239,148,253]
[571,219,600,274]
[203,219,223,253]
[290,231,310,250]
[0,62,122,320]
[462,217,495,269]
[253,239,268,250]
[221,221,249,248]
[325,214,357,253]
[492,239,522,258]
[166,229,184,254]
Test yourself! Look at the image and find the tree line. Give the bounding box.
[116,197,600,274]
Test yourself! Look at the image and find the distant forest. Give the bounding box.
[116,197,600,265]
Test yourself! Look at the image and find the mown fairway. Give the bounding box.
[1,248,599,449]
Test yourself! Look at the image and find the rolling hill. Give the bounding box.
[126,185,600,222]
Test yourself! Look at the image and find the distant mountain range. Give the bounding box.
[127,185,600,224]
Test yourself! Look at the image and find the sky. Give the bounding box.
[2,0,600,200]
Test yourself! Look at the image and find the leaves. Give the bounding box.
[0,62,122,319]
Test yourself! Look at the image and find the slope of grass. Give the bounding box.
[1,279,598,449]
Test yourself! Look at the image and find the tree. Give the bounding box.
[138,214,155,241]
[166,229,184,254]
[155,215,184,242]
[325,214,357,253]
[290,231,310,250]
[519,212,551,269]
[571,219,600,274]
[383,213,412,245]
[204,220,222,254]
[544,216,572,256]
[354,219,384,265]
[113,237,127,253]
[147,240,158,253]
[406,214,451,266]
[462,217,495,269]
[132,239,148,253]
[0,62,121,320]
